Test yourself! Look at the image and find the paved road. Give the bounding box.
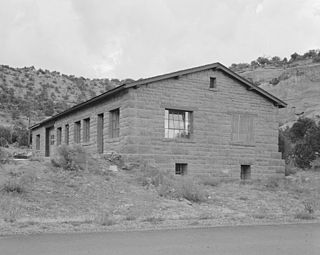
[1,223,319,255]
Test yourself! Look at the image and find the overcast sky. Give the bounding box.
[0,0,320,79]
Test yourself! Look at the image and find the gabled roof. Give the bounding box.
[30,62,286,129]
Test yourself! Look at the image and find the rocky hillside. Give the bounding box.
[0,65,133,126]
[232,50,320,127]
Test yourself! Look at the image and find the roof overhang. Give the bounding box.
[30,62,286,130]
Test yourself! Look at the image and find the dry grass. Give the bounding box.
[0,157,319,235]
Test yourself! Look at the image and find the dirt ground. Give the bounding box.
[0,158,319,236]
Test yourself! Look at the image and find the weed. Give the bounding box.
[1,178,26,194]
[200,176,220,187]
[95,211,116,226]
[199,213,214,220]
[294,212,316,220]
[125,214,137,221]
[302,199,317,214]
[174,177,208,203]
[142,216,164,224]
[252,213,267,219]
[263,176,282,190]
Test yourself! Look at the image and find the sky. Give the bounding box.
[0,0,320,79]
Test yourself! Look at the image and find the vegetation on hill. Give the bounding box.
[230,49,320,74]
[0,65,134,126]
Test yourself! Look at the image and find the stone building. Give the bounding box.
[30,63,286,179]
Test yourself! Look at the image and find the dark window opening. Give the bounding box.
[74,121,81,143]
[83,118,90,142]
[210,77,217,89]
[175,163,187,175]
[65,124,69,145]
[110,108,120,138]
[165,109,192,139]
[57,127,62,146]
[36,134,40,150]
[241,165,251,180]
[97,113,104,153]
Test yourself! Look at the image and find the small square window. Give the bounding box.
[175,163,187,175]
[210,77,217,89]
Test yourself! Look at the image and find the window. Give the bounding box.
[74,121,81,143]
[83,118,90,142]
[241,165,251,180]
[110,108,120,138]
[231,114,254,144]
[36,134,40,150]
[165,109,192,139]
[56,127,62,145]
[210,77,217,89]
[175,163,187,175]
[65,124,69,145]
[50,135,55,145]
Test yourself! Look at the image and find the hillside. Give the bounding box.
[0,65,132,126]
[232,50,320,127]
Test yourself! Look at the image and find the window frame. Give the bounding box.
[56,127,62,146]
[35,134,40,150]
[164,109,193,139]
[209,77,217,89]
[65,124,69,145]
[83,118,90,142]
[74,121,81,144]
[110,108,120,138]
[231,113,255,145]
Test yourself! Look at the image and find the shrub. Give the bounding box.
[96,211,116,226]
[263,176,282,190]
[138,162,208,203]
[0,177,26,194]
[174,177,208,203]
[199,176,220,187]
[0,147,10,165]
[51,145,90,171]
[294,212,316,220]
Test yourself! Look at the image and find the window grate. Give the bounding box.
[175,163,187,175]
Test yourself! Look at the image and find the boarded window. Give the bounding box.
[175,163,187,175]
[210,77,217,89]
[231,114,254,144]
[74,121,81,143]
[165,109,192,139]
[36,134,40,150]
[110,109,120,138]
[57,127,62,145]
[83,118,90,142]
[65,124,69,145]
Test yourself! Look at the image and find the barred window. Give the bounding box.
[175,163,187,175]
[110,109,120,138]
[165,109,192,139]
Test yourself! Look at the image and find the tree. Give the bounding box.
[289,117,316,143]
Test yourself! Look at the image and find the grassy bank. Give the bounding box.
[0,150,319,235]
